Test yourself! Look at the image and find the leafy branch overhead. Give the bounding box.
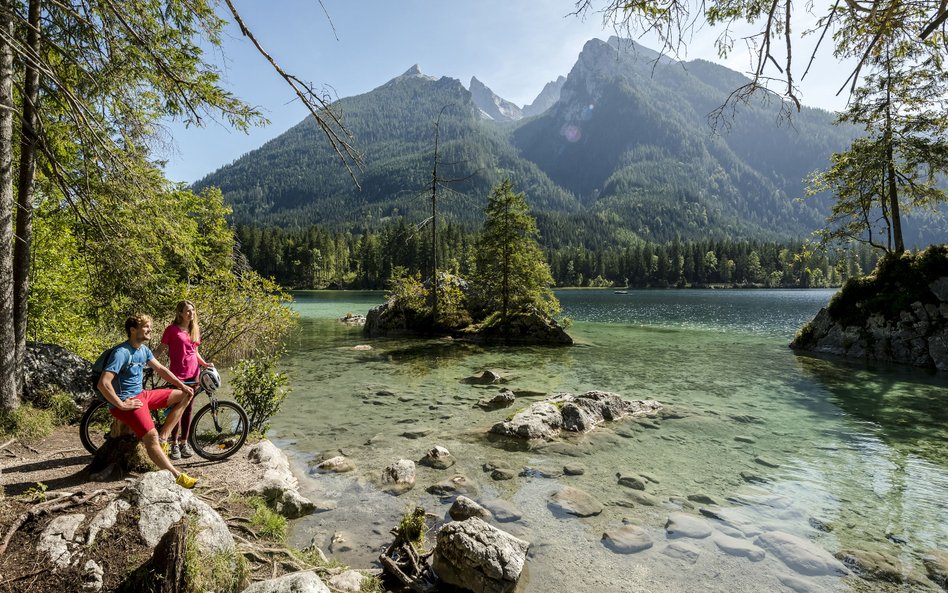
[572,0,948,114]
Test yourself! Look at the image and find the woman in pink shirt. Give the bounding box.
[156,300,211,459]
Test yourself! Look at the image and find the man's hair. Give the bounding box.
[125,313,153,337]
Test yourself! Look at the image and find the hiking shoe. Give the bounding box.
[179,442,194,458]
[175,472,198,489]
[159,439,170,455]
[169,443,181,460]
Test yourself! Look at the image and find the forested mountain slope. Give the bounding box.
[195,39,861,244]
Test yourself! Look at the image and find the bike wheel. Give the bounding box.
[79,400,114,455]
[189,400,249,461]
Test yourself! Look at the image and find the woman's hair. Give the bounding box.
[174,300,201,344]
[125,313,153,337]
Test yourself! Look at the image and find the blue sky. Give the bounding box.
[161,0,848,184]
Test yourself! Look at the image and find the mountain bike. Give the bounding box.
[80,376,249,461]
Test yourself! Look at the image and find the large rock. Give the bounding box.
[247,441,316,518]
[88,471,233,553]
[791,248,948,371]
[471,310,573,345]
[665,513,712,539]
[432,518,529,593]
[241,571,330,593]
[450,496,492,521]
[23,342,96,405]
[490,391,662,440]
[755,531,848,576]
[382,459,416,493]
[835,548,903,582]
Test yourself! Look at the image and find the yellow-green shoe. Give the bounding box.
[175,472,198,489]
[159,439,170,455]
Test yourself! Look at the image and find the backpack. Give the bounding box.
[90,344,125,399]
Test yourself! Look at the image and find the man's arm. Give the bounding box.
[147,358,195,397]
[98,371,142,411]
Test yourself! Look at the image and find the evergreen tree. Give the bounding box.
[474,180,559,326]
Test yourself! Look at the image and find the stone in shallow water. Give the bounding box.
[426,475,477,498]
[491,468,516,481]
[755,531,848,576]
[712,533,765,561]
[662,541,700,564]
[450,496,491,522]
[625,491,659,507]
[602,524,653,554]
[734,435,756,443]
[563,464,585,476]
[617,474,646,490]
[778,574,819,593]
[482,499,523,523]
[665,512,712,539]
[549,486,604,518]
[687,494,717,505]
[754,456,780,468]
[419,445,455,470]
[923,549,948,589]
[835,549,903,582]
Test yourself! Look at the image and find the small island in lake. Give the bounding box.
[791,245,948,371]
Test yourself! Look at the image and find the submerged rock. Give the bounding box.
[835,548,903,582]
[549,486,604,517]
[923,550,948,589]
[489,391,662,440]
[602,524,653,554]
[755,531,848,576]
[463,370,507,385]
[477,389,516,409]
[665,513,711,539]
[382,459,416,493]
[432,518,529,593]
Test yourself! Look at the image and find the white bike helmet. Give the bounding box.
[199,367,222,393]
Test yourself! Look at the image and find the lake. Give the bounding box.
[271,289,948,593]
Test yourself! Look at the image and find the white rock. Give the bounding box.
[665,512,712,539]
[86,499,130,545]
[38,513,85,568]
[327,570,365,592]
[241,571,330,593]
[712,532,765,561]
[755,531,848,576]
[432,518,529,593]
[662,541,700,564]
[81,560,104,592]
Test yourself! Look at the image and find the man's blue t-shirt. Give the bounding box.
[105,342,153,401]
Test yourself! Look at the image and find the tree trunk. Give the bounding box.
[153,520,189,593]
[0,0,19,412]
[13,0,42,396]
[883,53,904,255]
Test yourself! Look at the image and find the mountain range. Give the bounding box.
[195,37,870,247]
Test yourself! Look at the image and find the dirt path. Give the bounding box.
[1,425,265,498]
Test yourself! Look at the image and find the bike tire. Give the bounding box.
[79,400,113,455]
[189,400,249,461]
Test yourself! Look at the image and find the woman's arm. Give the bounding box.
[196,349,212,368]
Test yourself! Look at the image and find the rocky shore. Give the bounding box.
[791,246,948,371]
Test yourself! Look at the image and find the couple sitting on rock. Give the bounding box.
[97,305,212,489]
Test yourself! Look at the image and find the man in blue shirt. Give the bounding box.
[97,313,198,488]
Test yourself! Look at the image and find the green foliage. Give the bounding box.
[232,355,291,435]
[30,388,80,425]
[474,180,560,320]
[247,496,288,542]
[827,245,948,327]
[398,507,428,550]
[387,268,428,312]
[0,404,57,442]
[184,515,251,593]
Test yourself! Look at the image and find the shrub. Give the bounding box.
[0,404,57,441]
[232,353,290,434]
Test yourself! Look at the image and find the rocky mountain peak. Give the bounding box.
[522,75,566,117]
[468,76,523,122]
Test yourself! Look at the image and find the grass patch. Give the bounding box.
[0,404,57,441]
[184,515,251,593]
[248,496,288,542]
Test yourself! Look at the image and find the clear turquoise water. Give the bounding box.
[272,289,948,593]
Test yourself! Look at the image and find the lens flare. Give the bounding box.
[562,124,582,143]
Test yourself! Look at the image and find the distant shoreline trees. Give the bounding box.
[234,221,881,291]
